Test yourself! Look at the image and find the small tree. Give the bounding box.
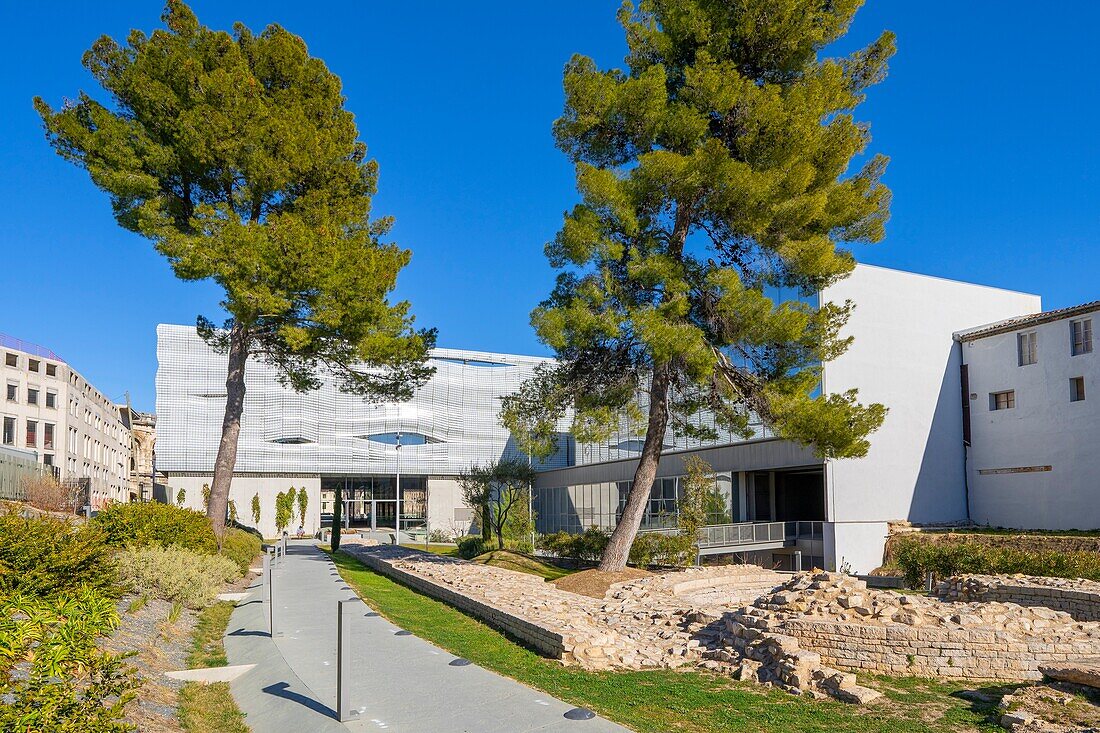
[251,493,261,525]
[228,499,238,524]
[201,483,211,512]
[176,488,186,507]
[459,459,537,551]
[35,1,435,545]
[296,487,309,529]
[274,490,293,535]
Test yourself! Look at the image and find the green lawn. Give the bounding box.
[399,542,461,557]
[329,549,1006,733]
[472,549,576,581]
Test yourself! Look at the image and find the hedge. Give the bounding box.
[892,536,1100,588]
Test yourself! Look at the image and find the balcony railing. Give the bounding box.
[640,520,789,549]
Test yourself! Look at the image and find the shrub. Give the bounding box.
[219,528,262,574]
[92,502,217,555]
[427,528,453,544]
[116,545,240,609]
[0,511,117,597]
[537,527,609,563]
[892,536,1100,588]
[456,536,493,559]
[0,589,140,732]
[21,473,84,513]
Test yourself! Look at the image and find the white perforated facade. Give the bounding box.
[156,324,570,537]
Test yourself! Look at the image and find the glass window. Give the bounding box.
[27,359,39,373]
[2,416,14,445]
[1071,377,1086,403]
[43,454,53,467]
[45,391,56,408]
[4,353,16,367]
[1017,332,1037,366]
[1072,319,1093,356]
[43,423,54,450]
[27,388,38,405]
[45,363,57,377]
[6,384,16,402]
[990,390,1016,410]
[26,420,37,448]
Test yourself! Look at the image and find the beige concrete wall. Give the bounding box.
[426,477,471,537]
[167,473,321,539]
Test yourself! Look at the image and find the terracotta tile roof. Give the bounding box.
[955,301,1100,341]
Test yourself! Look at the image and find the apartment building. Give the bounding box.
[1,333,131,507]
[957,302,1099,531]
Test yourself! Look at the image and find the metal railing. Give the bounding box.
[0,333,64,362]
[785,520,824,541]
[640,520,788,549]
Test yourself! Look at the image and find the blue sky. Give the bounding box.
[1,2,1097,411]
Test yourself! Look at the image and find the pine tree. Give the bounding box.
[36,2,434,542]
[504,0,892,570]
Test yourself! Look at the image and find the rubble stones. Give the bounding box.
[1038,658,1100,689]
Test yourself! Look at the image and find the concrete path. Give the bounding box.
[225,541,630,733]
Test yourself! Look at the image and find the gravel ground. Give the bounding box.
[103,596,198,733]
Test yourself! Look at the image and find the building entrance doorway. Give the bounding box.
[321,475,427,531]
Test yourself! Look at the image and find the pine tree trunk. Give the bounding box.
[331,481,343,552]
[207,323,249,543]
[598,362,672,571]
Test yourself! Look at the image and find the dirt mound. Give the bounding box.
[554,567,650,599]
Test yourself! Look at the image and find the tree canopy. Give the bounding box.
[36,1,434,538]
[504,0,892,570]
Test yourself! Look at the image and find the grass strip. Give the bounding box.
[179,600,250,732]
[329,548,1006,733]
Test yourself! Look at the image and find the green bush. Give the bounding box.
[93,502,217,555]
[116,545,240,609]
[0,589,140,732]
[427,528,454,544]
[456,536,493,559]
[892,536,1100,588]
[537,527,609,563]
[0,511,117,597]
[219,528,262,574]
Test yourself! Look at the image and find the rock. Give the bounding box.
[831,684,883,704]
[1038,658,1100,689]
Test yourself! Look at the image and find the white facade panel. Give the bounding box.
[155,324,571,478]
[822,264,1041,532]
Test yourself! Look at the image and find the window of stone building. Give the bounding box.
[43,423,54,450]
[27,359,39,373]
[2,416,14,445]
[27,388,38,405]
[45,391,56,408]
[45,363,57,377]
[1017,332,1037,366]
[1071,377,1086,403]
[6,383,16,402]
[990,390,1016,410]
[26,420,37,448]
[4,353,16,368]
[1072,318,1093,356]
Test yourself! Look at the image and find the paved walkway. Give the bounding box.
[224,541,629,732]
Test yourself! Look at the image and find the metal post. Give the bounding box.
[268,551,276,637]
[262,551,270,629]
[527,428,535,554]
[925,571,935,593]
[794,550,802,573]
[337,599,355,721]
[394,432,402,546]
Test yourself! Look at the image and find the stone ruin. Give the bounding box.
[341,543,1100,708]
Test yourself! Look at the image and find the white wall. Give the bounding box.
[167,474,321,539]
[962,311,1100,530]
[426,477,472,537]
[822,265,1040,572]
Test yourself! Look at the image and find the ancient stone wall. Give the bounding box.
[935,575,1100,622]
[745,572,1100,681]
